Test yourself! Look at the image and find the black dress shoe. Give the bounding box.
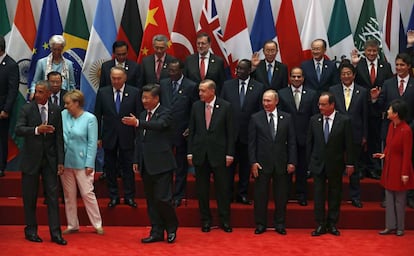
[298,199,308,206]
[379,228,396,235]
[174,199,182,208]
[25,234,43,243]
[51,236,67,245]
[141,235,164,243]
[275,228,287,235]
[124,198,137,208]
[365,170,380,180]
[108,198,120,208]
[407,198,414,209]
[254,226,266,234]
[201,223,211,232]
[396,230,404,236]
[98,173,106,181]
[351,199,363,208]
[328,226,340,236]
[380,200,386,208]
[167,232,176,243]
[236,196,252,205]
[311,225,326,236]
[221,223,232,233]
[0,170,5,177]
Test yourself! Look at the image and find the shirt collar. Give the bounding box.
[113,84,125,94]
[239,77,250,86]
[291,85,303,93]
[147,103,160,114]
[342,83,354,91]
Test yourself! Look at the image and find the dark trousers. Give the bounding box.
[141,167,178,237]
[172,142,188,201]
[362,115,382,174]
[0,118,9,170]
[104,145,135,200]
[313,169,342,226]
[254,170,289,228]
[22,157,61,238]
[289,144,307,199]
[349,143,362,200]
[228,141,250,199]
[195,157,230,225]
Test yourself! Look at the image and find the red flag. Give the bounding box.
[171,0,197,62]
[276,0,303,72]
[137,0,173,63]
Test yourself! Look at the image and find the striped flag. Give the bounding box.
[0,0,11,41]
[250,0,276,58]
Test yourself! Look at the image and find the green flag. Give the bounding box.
[353,0,384,58]
[0,0,11,37]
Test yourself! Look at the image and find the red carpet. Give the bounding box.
[0,225,412,256]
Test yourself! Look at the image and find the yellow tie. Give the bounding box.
[345,88,351,110]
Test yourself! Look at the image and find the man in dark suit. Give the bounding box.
[329,63,368,208]
[122,84,178,243]
[0,36,18,177]
[159,59,198,207]
[47,71,67,110]
[251,40,288,91]
[15,80,67,245]
[307,92,354,236]
[184,32,226,96]
[221,59,264,205]
[100,40,142,89]
[301,39,339,95]
[249,90,297,235]
[187,79,234,233]
[352,39,393,179]
[94,66,141,208]
[278,67,318,206]
[141,34,175,85]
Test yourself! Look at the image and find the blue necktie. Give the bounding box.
[115,90,121,113]
[240,81,245,107]
[172,81,178,95]
[316,62,321,82]
[267,64,272,84]
[324,117,330,143]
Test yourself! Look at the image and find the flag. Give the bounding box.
[171,0,197,62]
[353,0,383,59]
[276,0,303,72]
[250,0,276,57]
[300,0,330,59]
[198,0,229,69]
[223,0,252,78]
[27,0,63,92]
[408,4,414,31]
[5,0,36,160]
[63,0,90,89]
[116,0,143,61]
[0,0,11,40]
[80,0,118,112]
[382,0,406,71]
[327,0,355,65]
[137,0,172,63]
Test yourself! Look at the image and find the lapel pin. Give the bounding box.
[1,62,5,65]
[248,86,252,90]
[279,115,283,119]
[211,59,215,63]
[124,93,128,97]
[303,90,307,94]
[215,104,219,109]
[163,64,167,69]
[356,90,360,94]
[324,65,328,69]
[379,64,383,68]
[178,90,183,94]
[125,66,128,71]
[318,118,322,122]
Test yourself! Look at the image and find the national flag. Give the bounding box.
[171,0,197,62]
[353,0,384,59]
[137,0,172,63]
[116,0,143,61]
[327,0,355,65]
[382,0,406,71]
[63,0,90,89]
[408,4,414,31]
[300,0,330,60]
[0,0,11,41]
[250,0,276,58]
[80,0,118,112]
[5,0,36,160]
[223,0,252,78]
[27,0,63,93]
[276,0,303,72]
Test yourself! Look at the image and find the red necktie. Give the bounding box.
[399,79,405,96]
[147,111,152,121]
[200,56,206,80]
[156,59,162,82]
[370,63,376,85]
[205,104,212,129]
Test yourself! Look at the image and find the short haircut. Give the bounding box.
[47,71,63,80]
[142,84,161,97]
[197,32,211,43]
[238,59,252,69]
[112,40,128,52]
[36,80,51,90]
[290,67,304,77]
[389,99,408,121]
[264,89,279,101]
[169,58,184,69]
[152,34,169,45]
[200,79,216,90]
[63,89,85,107]
[364,39,380,49]
[395,53,412,66]
[110,66,127,75]
[49,35,66,47]
[263,40,278,49]
[320,91,335,105]
[312,38,327,49]
[339,62,356,74]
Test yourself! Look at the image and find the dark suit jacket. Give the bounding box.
[159,77,198,145]
[307,112,354,176]
[49,89,67,110]
[0,54,19,114]
[135,105,177,175]
[355,58,393,90]
[221,78,264,144]
[94,84,141,150]
[251,60,288,91]
[278,86,318,147]
[301,59,339,94]
[329,84,368,144]
[141,54,175,84]
[15,101,64,175]
[99,59,142,89]
[183,53,226,95]
[187,97,234,167]
[248,110,297,174]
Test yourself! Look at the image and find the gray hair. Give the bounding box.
[36,80,51,90]
[49,35,66,47]
[152,34,168,46]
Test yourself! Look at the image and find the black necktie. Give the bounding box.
[269,113,275,140]
[240,81,245,107]
[172,81,178,94]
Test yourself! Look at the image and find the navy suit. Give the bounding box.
[221,78,264,199]
[94,85,141,201]
[159,77,198,201]
[248,109,297,228]
[278,86,318,200]
[251,60,288,91]
[99,59,142,89]
[142,54,175,84]
[301,59,339,95]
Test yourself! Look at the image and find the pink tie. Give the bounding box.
[205,104,212,129]
[399,79,404,96]
[200,56,206,80]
